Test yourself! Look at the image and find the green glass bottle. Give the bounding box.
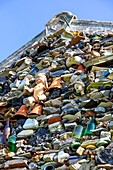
[8,135,17,153]
[84,117,96,136]
[0,84,3,93]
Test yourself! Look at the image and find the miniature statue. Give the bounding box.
[74,79,85,95]
[24,73,48,103]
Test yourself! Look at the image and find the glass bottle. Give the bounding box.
[84,117,96,136]
[8,135,17,153]
[72,125,83,140]
[2,118,10,143]
[8,124,17,153]
[0,130,2,148]
[0,84,3,93]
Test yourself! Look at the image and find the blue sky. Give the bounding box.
[0,0,113,63]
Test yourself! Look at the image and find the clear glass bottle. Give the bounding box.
[72,125,83,140]
[2,118,10,143]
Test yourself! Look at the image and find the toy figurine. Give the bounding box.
[24,73,48,103]
[74,78,85,95]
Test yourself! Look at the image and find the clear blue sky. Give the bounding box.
[0,0,113,63]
